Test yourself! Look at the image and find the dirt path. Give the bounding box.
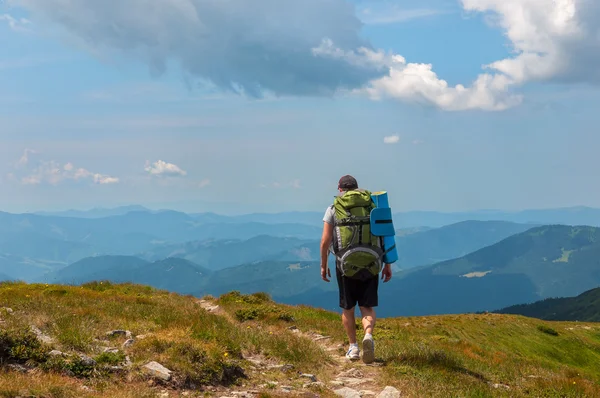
[196,299,400,398]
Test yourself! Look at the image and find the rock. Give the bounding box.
[8,364,28,373]
[281,386,293,392]
[78,354,96,367]
[334,387,362,398]
[142,361,172,381]
[2,307,13,314]
[300,373,317,382]
[359,391,377,397]
[197,300,220,312]
[338,368,364,378]
[267,364,294,371]
[330,381,346,387]
[136,334,149,340]
[49,350,64,357]
[159,391,169,398]
[122,338,135,348]
[124,356,133,367]
[303,382,326,389]
[30,325,54,344]
[336,377,372,387]
[491,383,510,390]
[106,330,132,338]
[377,386,400,398]
[103,347,120,354]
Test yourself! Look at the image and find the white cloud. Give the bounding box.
[412,139,425,145]
[358,5,446,25]
[144,160,187,177]
[383,135,400,144]
[196,178,211,188]
[12,155,119,186]
[461,0,600,86]
[15,148,37,168]
[0,13,31,32]
[9,0,600,112]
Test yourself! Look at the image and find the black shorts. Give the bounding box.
[335,266,379,310]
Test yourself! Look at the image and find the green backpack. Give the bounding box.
[329,189,385,279]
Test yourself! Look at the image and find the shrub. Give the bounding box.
[537,325,559,336]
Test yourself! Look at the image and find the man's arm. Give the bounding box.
[320,221,333,282]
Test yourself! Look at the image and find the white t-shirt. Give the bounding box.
[323,205,335,225]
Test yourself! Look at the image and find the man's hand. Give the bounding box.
[381,263,392,282]
[321,264,331,282]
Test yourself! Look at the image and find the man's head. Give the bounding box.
[338,175,358,191]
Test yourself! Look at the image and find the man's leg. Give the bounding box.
[342,307,357,344]
[357,275,379,364]
[336,267,360,360]
[359,306,376,336]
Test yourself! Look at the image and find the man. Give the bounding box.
[320,175,392,364]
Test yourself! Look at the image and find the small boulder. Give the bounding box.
[300,373,317,382]
[122,338,135,348]
[78,354,96,367]
[334,387,361,398]
[142,361,172,381]
[377,386,400,398]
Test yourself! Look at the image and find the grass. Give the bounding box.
[0,282,334,397]
[2,282,600,397]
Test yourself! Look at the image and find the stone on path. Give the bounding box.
[377,386,400,398]
[334,387,362,398]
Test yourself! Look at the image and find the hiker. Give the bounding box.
[320,175,393,364]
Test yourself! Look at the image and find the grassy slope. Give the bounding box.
[1,282,600,397]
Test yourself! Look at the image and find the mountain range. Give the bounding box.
[4,205,600,318]
[29,204,600,228]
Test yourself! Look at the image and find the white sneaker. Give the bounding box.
[345,345,360,360]
[362,336,375,364]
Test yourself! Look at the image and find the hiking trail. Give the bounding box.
[196,298,401,398]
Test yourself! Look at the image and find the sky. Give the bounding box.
[0,0,599,215]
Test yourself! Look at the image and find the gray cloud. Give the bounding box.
[12,0,388,98]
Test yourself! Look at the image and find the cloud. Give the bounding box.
[461,0,600,86]
[15,148,37,168]
[10,0,386,98]
[0,13,31,32]
[412,139,425,145]
[353,51,523,111]
[10,0,599,112]
[9,151,119,185]
[358,5,446,25]
[383,135,400,144]
[144,160,187,177]
[196,178,211,188]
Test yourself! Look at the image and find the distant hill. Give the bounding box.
[268,220,535,269]
[138,235,316,271]
[393,220,536,268]
[494,287,600,322]
[33,205,151,218]
[0,253,65,281]
[38,255,211,294]
[29,204,600,228]
[392,206,600,228]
